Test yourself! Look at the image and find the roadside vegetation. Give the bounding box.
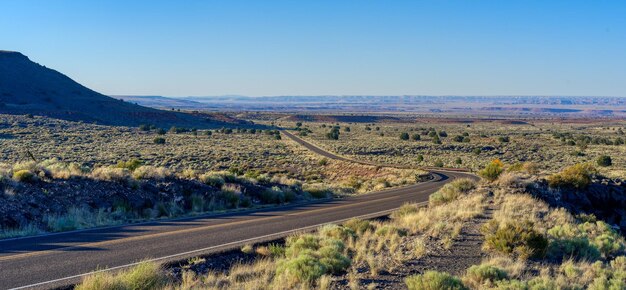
[0,114,425,239]
[75,159,626,289]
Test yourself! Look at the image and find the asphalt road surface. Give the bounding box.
[0,131,476,290]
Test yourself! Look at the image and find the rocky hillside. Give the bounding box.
[0,51,218,127]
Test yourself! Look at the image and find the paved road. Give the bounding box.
[0,131,476,290]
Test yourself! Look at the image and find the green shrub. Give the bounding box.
[303,184,330,199]
[268,243,286,257]
[482,220,548,259]
[405,271,467,290]
[343,218,374,235]
[400,132,410,140]
[12,169,36,182]
[597,155,612,167]
[116,159,143,171]
[479,159,504,182]
[153,137,165,144]
[547,223,603,260]
[277,235,351,285]
[463,264,508,289]
[199,173,225,187]
[259,187,285,204]
[548,163,597,189]
[412,133,421,141]
[429,178,476,206]
[276,250,327,284]
[392,203,419,218]
[317,239,350,273]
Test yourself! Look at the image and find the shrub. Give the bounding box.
[482,220,548,259]
[318,158,328,166]
[405,271,467,290]
[153,137,166,144]
[303,184,330,199]
[463,264,508,289]
[433,160,444,167]
[597,155,612,167]
[132,166,170,180]
[548,221,625,259]
[343,218,374,235]
[548,163,597,189]
[276,250,327,284]
[277,235,351,285]
[12,169,36,182]
[429,178,476,206]
[400,132,410,140]
[241,244,254,254]
[116,159,143,171]
[76,261,167,290]
[319,224,355,241]
[479,159,504,182]
[411,134,421,141]
[547,223,599,260]
[91,167,131,181]
[199,173,225,187]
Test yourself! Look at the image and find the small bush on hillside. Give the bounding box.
[91,167,131,182]
[400,132,410,140]
[303,184,330,199]
[132,166,170,180]
[548,163,597,189]
[153,137,166,144]
[479,159,504,182]
[482,220,548,259]
[597,155,612,167]
[199,173,225,188]
[116,159,143,171]
[429,178,476,206]
[405,271,467,290]
[463,264,508,289]
[12,169,36,182]
[411,133,421,141]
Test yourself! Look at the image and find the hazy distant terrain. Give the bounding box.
[116,95,626,118]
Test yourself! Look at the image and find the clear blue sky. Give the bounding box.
[2,1,625,97]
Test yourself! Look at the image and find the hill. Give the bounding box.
[0,51,222,127]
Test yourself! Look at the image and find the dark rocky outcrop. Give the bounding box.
[532,178,626,232]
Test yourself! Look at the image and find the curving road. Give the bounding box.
[0,131,476,290]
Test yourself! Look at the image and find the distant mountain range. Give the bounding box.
[116,95,626,117]
[0,51,224,127]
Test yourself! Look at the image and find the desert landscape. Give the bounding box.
[2,1,626,289]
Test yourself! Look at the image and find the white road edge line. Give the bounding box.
[11,201,428,290]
